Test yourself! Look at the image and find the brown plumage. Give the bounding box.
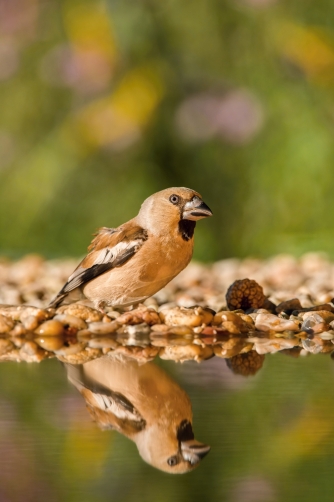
[49,187,212,310]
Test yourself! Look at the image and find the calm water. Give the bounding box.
[1,353,334,502]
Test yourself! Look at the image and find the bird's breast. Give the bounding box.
[83,234,194,306]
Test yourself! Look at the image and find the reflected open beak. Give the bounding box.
[182,199,213,221]
[181,439,211,465]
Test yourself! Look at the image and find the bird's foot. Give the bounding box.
[95,300,108,314]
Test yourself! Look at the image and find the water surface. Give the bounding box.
[1,353,334,502]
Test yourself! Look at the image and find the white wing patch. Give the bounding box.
[92,393,142,422]
[94,241,134,266]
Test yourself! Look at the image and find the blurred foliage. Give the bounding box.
[1,355,334,501]
[1,0,334,260]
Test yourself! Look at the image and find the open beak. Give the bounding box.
[181,439,211,465]
[182,198,213,221]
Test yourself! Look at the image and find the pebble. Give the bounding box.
[57,347,102,364]
[150,324,169,333]
[301,314,329,334]
[159,344,214,362]
[56,303,102,322]
[212,311,254,335]
[20,307,49,324]
[276,298,303,314]
[301,339,323,354]
[248,337,299,354]
[1,253,334,363]
[214,339,253,358]
[35,320,65,336]
[35,336,65,351]
[54,342,86,356]
[9,324,27,336]
[53,314,87,330]
[0,314,14,333]
[301,310,334,322]
[112,345,159,362]
[88,337,119,349]
[0,338,14,355]
[117,307,161,326]
[319,331,334,340]
[123,323,151,336]
[168,325,194,335]
[20,341,39,356]
[254,313,300,332]
[21,315,40,331]
[86,321,119,335]
[160,306,211,327]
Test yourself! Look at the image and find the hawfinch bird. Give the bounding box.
[49,187,212,310]
[66,355,210,473]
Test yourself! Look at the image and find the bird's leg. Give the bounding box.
[95,300,108,314]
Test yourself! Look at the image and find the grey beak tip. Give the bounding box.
[197,445,211,460]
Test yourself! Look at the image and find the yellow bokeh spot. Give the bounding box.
[276,22,334,84]
[62,420,114,480]
[265,405,334,471]
[63,1,117,60]
[72,65,165,149]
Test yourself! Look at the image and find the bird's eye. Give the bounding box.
[169,194,180,205]
[167,455,179,467]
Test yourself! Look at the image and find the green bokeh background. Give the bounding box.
[1,0,334,261]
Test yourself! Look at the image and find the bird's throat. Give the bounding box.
[178,220,196,241]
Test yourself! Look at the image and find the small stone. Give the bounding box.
[0,305,43,322]
[35,336,65,351]
[54,342,86,356]
[0,338,14,355]
[248,336,299,354]
[159,344,213,362]
[0,314,14,333]
[57,347,101,364]
[201,326,216,336]
[214,339,252,358]
[255,313,300,332]
[20,341,39,356]
[213,311,253,334]
[54,314,87,330]
[21,315,39,331]
[117,307,161,326]
[319,331,334,340]
[301,314,329,334]
[159,306,206,327]
[123,323,151,336]
[276,298,303,314]
[9,324,27,336]
[88,337,119,349]
[56,303,103,322]
[113,345,159,362]
[302,310,334,322]
[168,325,194,336]
[87,321,119,335]
[150,324,169,333]
[106,310,120,320]
[301,339,323,354]
[20,307,49,324]
[35,320,65,336]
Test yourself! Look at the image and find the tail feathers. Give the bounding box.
[49,292,67,309]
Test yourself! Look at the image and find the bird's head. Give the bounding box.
[136,187,212,238]
[135,419,210,474]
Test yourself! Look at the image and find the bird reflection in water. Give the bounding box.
[65,355,210,473]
